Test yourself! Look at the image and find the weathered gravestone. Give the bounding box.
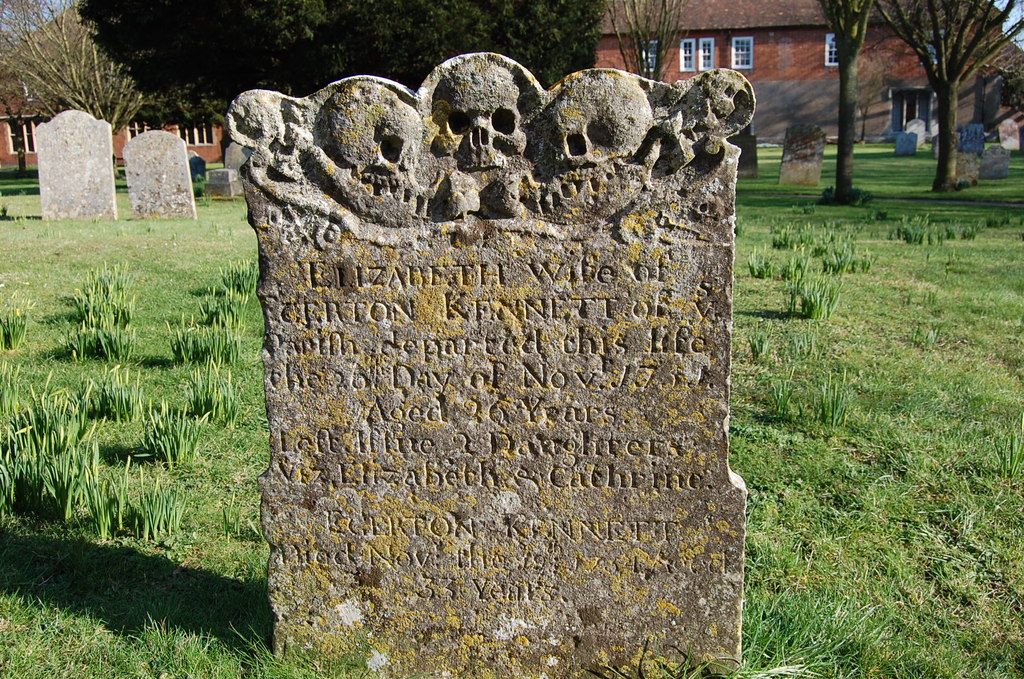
[980,145,1010,180]
[956,151,980,186]
[188,152,207,182]
[228,53,753,677]
[778,124,825,186]
[957,123,985,153]
[206,168,242,196]
[998,119,1020,151]
[894,132,918,156]
[731,133,758,178]
[904,118,927,147]
[124,130,197,219]
[36,110,117,221]
[224,141,253,171]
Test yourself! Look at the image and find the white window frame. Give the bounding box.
[680,38,696,72]
[179,124,215,146]
[642,39,659,75]
[731,36,753,70]
[127,121,149,139]
[825,33,839,67]
[7,121,36,154]
[698,37,715,71]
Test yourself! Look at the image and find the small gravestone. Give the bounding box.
[206,168,242,196]
[224,142,253,171]
[779,124,825,185]
[732,133,759,178]
[998,119,1020,151]
[956,151,980,186]
[36,110,117,220]
[895,132,918,156]
[123,130,197,219]
[980,146,1010,180]
[228,53,753,677]
[904,118,927,147]
[188,152,207,182]
[957,123,985,153]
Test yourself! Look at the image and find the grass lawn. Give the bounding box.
[0,162,1022,678]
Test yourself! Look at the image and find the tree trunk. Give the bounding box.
[835,47,859,203]
[933,80,959,192]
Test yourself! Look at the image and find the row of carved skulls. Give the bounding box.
[227,53,754,229]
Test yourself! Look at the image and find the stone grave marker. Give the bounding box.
[188,152,207,181]
[123,130,197,219]
[778,124,825,185]
[904,118,927,147]
[732,133,759,178]
[998,119,1020,151]
[957,123,985,153]
[980,145,1010,180]
[956,151,980,186]
[36,110,117,221]
[206,168,242,196]
[895,132,918,156]
[224,141,253,171]
[227,53,753,677]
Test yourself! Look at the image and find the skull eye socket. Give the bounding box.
[448,111,471,135]
[586,121,613,148]
[492,108,516,135]
[380,135,403,163]
[567,133,588,157]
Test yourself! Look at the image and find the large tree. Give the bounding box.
[607,0,691,80]
[0,0,145,133]
[818,0,875,204]
[878,0,1024,191]
[78,0,607,124]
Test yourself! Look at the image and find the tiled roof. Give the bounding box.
[603,0,827,32]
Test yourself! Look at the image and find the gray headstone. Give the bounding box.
[189,154,207,182]
[206,168,242,196]
[732,133,759,178]
[998,119,1020,151]
[779,124,825,186]
[904,118,927,147]
[224,142,253,171]
[36,110,117,221]
[123,130,197,219]
[980,145,1010,180]
[895,132,918,156]
[227,53,753,677]
[957,123,985,153]
[956,151,980,186]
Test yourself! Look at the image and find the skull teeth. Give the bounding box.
[350,167,417,205]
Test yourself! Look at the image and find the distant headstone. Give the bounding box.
[188,153,207,182]
[957,123,985,153]
[998,119,1020,151]
[904,119,927,147]
[956,151,980,186]
[895,132,918,156]
[779,124,825,186]
[224,142,253,171]
[123,130,197,219]
[206,168,242,196]
[36,110,117,221]
[227,54,753,677]
[732,133,759,178]
[980,145,1010,180]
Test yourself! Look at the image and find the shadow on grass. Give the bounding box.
[0,527,271,652]
[736,309,792,321]
[139,355,176,369]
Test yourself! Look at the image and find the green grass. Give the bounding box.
[0,162,1023,678]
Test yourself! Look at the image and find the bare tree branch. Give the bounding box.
[607,0,691,80]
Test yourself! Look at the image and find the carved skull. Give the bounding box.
[681,70,755,155]
[527,71,654,224]
[313,79,423,226]
[431,60,528,172]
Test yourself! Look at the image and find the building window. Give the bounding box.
[825,33,839,67]
[127,121,149,138]
[731,36,753,69]
[7,121,36,154]
[680,38,696,71]
[699,37,715,71]
[179,124,214,146]
[642,39,659,75]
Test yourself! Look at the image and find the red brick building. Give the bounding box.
[597,0,1019,142]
